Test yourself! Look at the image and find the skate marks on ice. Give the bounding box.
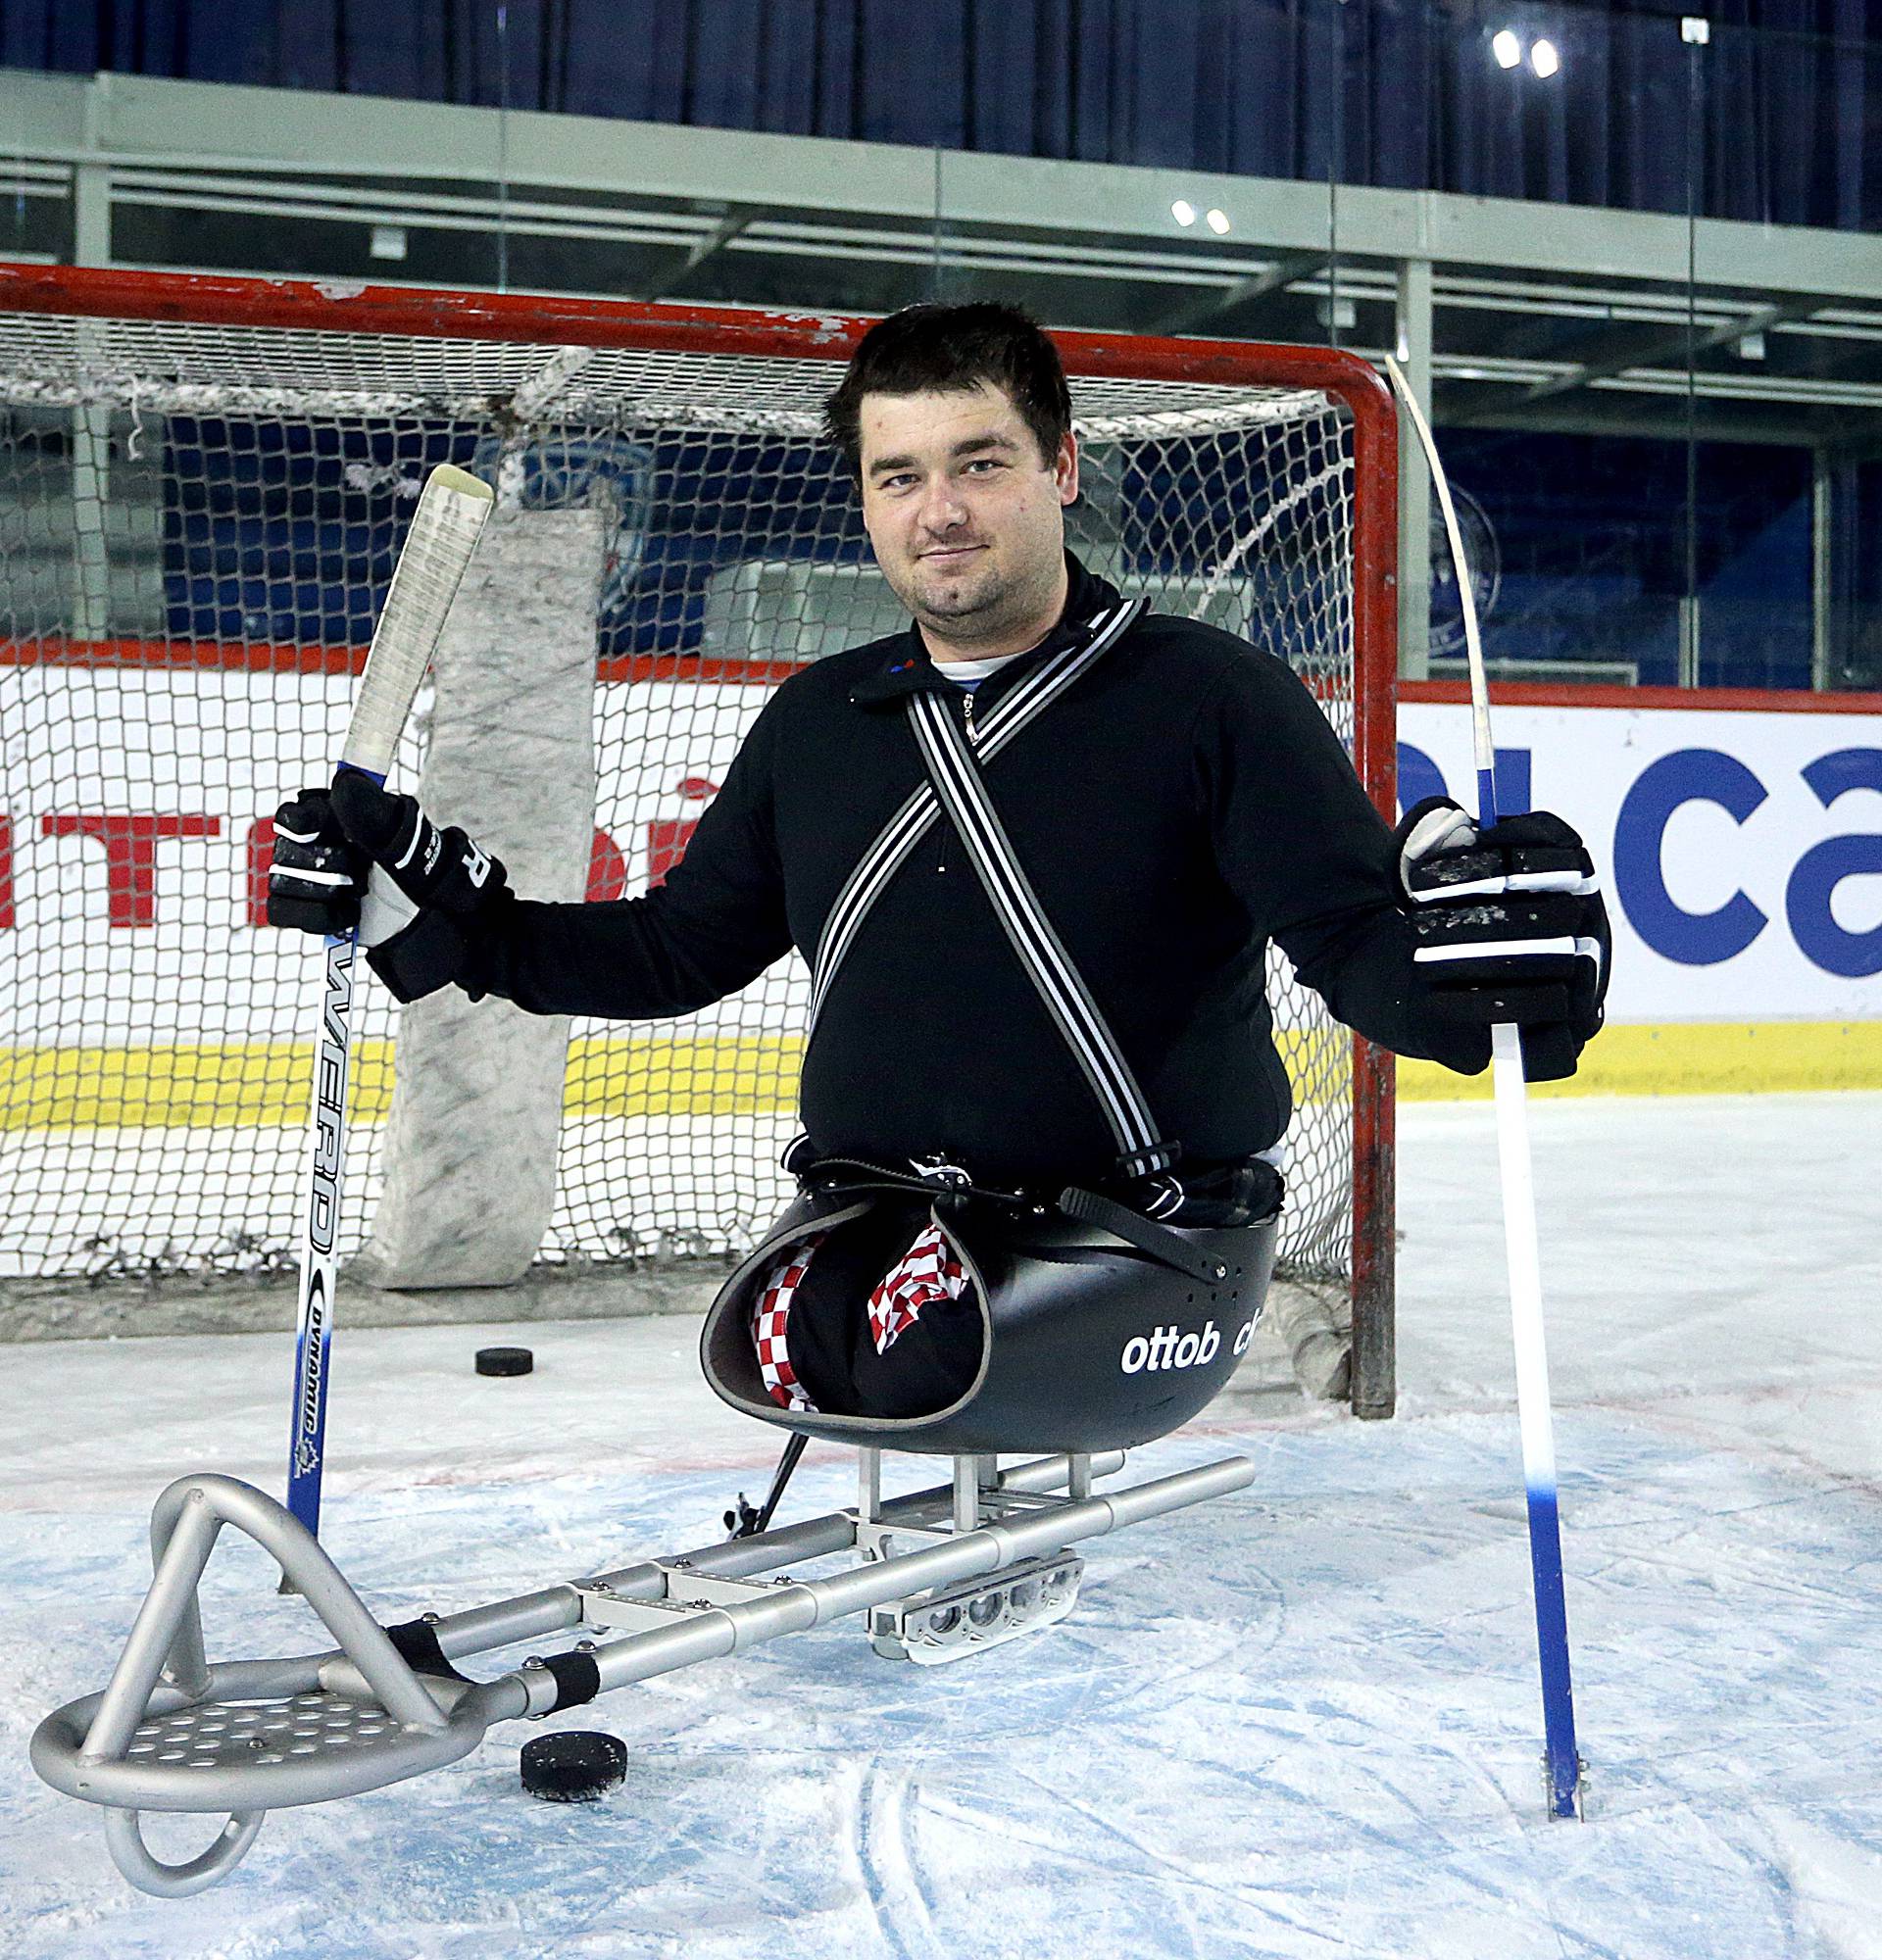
[847,1759,940,1960]
[4,1417,1881,1960]
[1393,1094,1882,1446]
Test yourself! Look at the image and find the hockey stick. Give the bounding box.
[284,464,494,1547]
[1385,358,1585,1820]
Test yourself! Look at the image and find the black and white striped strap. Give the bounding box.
[808,598,1146,1030]
[906,686,1179,1196]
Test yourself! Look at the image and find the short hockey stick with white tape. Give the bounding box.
[284,464,494,1544]
[1386,357,1586,1821]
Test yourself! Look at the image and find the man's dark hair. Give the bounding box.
[824,302,1073,480]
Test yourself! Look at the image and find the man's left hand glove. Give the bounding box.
[1394,795,1610,1082]
[270,770,512,1002]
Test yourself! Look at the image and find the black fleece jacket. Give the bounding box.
[458,555,1488,1187]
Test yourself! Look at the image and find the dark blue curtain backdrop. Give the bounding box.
[5,0,1877,228]
[1446,429,1816,686]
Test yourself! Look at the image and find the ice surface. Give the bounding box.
[2,1093,1878,1958]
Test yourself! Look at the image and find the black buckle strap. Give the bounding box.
[800,1154,1037,1210]
[787,1153,1226,1283]
[1057,1186,1228,1284]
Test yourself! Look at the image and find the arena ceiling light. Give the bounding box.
[1492,28,1522,67]
[1170,199,1197,226]
[1529,38,1561,76]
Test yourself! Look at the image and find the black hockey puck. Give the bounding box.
[520,1730,627,1803]
[475,1346,534,1377]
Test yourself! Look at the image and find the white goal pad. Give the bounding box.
[352,501,607,1290]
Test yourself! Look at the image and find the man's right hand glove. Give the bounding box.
[1394,795,1610,1082]
[267,772,509,1002]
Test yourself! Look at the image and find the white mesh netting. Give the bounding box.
[0,300,1374,1289]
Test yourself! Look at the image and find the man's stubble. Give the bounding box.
[892,540,1061,651]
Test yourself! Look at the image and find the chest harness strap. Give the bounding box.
[805,592,1182,1203]
[808,596,1146,1030]
[905,685,1180,1205]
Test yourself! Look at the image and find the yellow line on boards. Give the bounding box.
[561,1036,803,1118]
[2,1022,1876,1127]
[1399,1021,1882,1100]
[0,1037,807,1128]
[0,1042,398,1129]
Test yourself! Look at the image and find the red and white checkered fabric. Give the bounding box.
[867,1221,968,1356]
[751,1217,971,1409]
[753,1231,827,1413]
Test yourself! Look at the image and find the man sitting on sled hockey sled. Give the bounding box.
[270,302,1610,1436]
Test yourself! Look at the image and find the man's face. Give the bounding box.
[857,382,1077,651]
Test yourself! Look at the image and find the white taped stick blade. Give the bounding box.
[341,464,494,777]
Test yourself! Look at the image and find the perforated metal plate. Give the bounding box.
[124,1691,400,1772]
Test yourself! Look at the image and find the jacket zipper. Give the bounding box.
[939,686,977,873]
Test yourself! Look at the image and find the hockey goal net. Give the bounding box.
[0,266,1398,1409]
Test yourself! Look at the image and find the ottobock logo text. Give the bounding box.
[1119,1317,1257,1375]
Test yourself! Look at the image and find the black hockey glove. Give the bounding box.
[267,789,367,935]
[267,772,510,1003]
[1394,795,1610,1083]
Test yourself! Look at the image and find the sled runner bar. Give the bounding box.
[355,1447,1125,1672]
[574,1453,1254,1698]
[40,1445,1263,1896]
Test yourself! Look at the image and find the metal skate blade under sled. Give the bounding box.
[33,1446,1255,1896]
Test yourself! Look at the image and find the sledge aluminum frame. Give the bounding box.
[32,1445,1256,1897]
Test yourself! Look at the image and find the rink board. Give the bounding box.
[1398,694,1882,1024]
[3,671,1877,1133]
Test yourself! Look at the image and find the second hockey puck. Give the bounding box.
[520,1730,627,1802]
[474,1346,534,1378]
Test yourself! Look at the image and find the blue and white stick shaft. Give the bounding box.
[284,464,494,1542]
[1386,359,1583,1819]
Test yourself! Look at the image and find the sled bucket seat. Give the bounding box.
[701,1186,1279,1456]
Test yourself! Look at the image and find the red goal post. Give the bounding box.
[0,264,1399,1416]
